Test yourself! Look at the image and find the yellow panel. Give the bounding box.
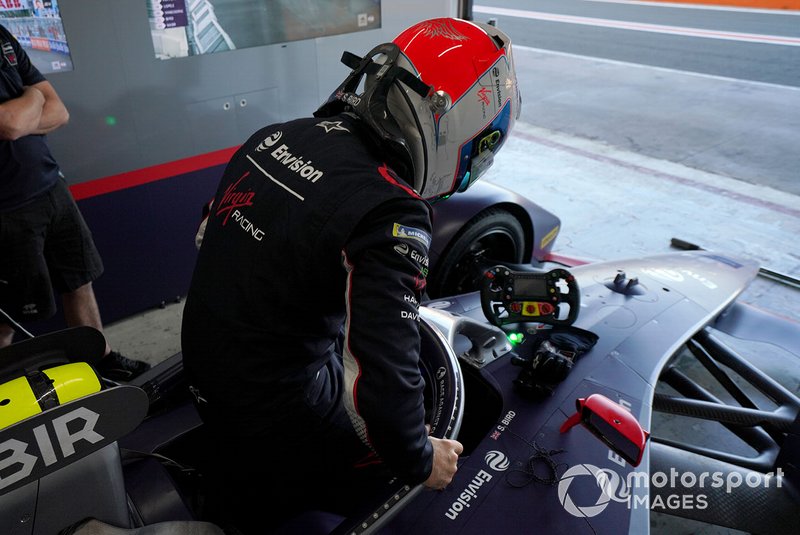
[0,376,43,430]
[521,301,542,316]
[44,362,102,404]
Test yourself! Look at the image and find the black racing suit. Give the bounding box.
[181,113,433,529]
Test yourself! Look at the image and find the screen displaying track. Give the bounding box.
[0,0,73,73]
[147,0,381,60]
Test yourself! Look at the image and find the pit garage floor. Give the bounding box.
[103,47,799,535]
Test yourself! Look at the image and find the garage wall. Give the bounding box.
[49,0,458,184]
[27,1,459,333]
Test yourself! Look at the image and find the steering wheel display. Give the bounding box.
[480,265,580,327]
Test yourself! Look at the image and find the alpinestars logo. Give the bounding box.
[316,120,349,133]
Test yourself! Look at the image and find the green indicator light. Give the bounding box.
[105,116,117,126]
[508,332,524,345]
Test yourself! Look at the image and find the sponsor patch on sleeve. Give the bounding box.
[2,42,18,66]
[392,223,431,248]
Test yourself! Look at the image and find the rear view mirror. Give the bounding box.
[560,393,650,466]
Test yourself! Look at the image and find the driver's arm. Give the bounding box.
[341,197,460,485]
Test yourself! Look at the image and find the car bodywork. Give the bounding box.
[0,220,798,535]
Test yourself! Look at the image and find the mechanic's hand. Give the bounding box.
[424,436,464,490]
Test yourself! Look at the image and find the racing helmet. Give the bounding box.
[315,18,521,201]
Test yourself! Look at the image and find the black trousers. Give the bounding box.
[195,356,395,534]
[0,178,103,323]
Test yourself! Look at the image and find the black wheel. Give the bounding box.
[428,208,526,298]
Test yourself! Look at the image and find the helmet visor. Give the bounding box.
[454,99,514,195]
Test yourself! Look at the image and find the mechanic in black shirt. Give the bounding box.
[181,17,521,532]
[0,24,149,381]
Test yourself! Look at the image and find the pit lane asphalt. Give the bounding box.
[490,47,799,324]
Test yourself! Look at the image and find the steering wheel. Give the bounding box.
[332,316,465,535]
[418,318,465,441]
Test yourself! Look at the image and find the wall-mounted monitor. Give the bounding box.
[0,0,73,73]
[147,0,381,60]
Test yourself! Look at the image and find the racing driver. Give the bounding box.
[181,16,521,533]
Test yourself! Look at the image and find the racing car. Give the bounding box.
[1,182,798,535]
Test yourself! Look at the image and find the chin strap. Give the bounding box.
[315,43,433,189]
[315,43,431,119]
[339,49,432,98]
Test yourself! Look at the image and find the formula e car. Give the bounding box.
[1,183,799,535]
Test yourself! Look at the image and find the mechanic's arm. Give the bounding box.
[0,85,45,140]
[342,197,463,489]
[28,80,69,134]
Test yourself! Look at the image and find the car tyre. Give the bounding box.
[428,208,526,298]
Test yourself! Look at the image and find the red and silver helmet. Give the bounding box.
[316,18,521,201]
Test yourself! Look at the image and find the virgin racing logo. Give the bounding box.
[445,450,509,520]
[215,172,264,241]
[216,172,254,222]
